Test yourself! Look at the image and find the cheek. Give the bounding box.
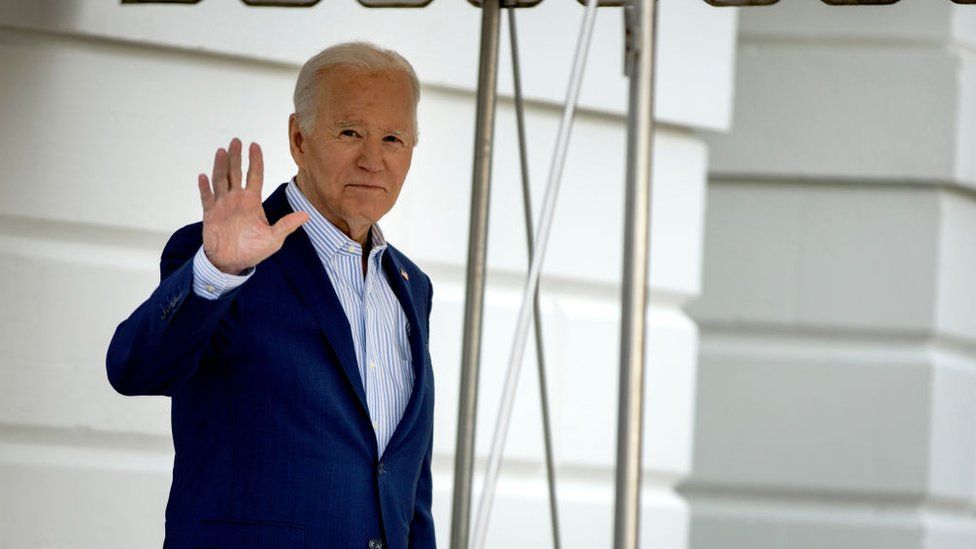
[391,153,413,179]
[308,145,355,175]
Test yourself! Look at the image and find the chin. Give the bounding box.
[346,201,389,218]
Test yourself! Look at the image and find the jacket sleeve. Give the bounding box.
[409,275,436,548]
[105,222,245,397]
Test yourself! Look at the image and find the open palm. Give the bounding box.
[197,138,308,275]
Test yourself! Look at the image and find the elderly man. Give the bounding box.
[106,42,435,549]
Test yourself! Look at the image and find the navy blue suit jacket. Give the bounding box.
[106,182,436,549]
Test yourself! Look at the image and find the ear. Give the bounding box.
[288,113,306,171]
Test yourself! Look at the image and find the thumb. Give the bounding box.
[271,211,309,242]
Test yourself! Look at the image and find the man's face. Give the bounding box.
[289,65,416,237]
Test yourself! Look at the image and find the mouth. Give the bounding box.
[346,184,385,192]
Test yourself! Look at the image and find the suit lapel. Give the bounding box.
[263,183,430,456]
[263,184,370,419]
[380,248,428,456]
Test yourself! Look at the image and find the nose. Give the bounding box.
[356,137,384,173]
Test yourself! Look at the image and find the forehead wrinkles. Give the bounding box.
[320,69,411,106]
[317,68,415,128]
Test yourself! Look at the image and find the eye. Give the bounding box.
[339,129,359,138]
[384,135,403,144]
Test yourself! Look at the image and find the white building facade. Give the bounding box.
[0,1,970,548]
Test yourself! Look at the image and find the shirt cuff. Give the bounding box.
[192,245,254,300]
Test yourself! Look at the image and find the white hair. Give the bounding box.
[293,41,420,141]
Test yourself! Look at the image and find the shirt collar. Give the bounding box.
[285,177,388,265]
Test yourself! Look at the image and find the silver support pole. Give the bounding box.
[612,0,658,548]
[450,1,501,548]
[470,1,600,547]
[507,7,562,549]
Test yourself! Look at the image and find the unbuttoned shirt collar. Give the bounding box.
[285,177,388,267]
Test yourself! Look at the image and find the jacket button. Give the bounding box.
[368,539,383,549]
[377,462,386,476]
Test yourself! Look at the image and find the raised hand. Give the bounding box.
[197,138,309,275]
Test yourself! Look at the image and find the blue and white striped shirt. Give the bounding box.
[191,179,414,457]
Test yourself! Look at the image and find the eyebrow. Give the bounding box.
[334,119,409,136]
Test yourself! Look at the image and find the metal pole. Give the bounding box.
[450,1,501,548]
[507,7,562,549]
[470,1,600,547]
[612,0,657,548]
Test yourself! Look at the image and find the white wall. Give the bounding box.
[686,2,976,548]
[0,1,734,547]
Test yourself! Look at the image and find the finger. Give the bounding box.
[271,211,309,242]
[198,173,215,211]
[228,137,243,191]
[211,147,229,196]
[245,142,264,195]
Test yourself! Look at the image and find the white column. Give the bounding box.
[686,3,976,548]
